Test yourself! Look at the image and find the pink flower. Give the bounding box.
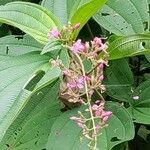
[67,81,76,89]
[48,27,60,39]
[70,39,85,53]
[73,23,80,29]
[91,37,106,50]
[133,96,139,100]
[76,76,84,89]
[102,116,109,122]
[63,69,71,76]
[99,75,104,81]
[67,76,85,89]
[101,111,112,118]
[99,63,104,69]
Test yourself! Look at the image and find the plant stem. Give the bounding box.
[75,53,97,150]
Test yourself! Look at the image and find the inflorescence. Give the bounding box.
[48,23,112,150]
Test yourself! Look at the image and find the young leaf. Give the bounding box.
[128,79,150,124]
[46,102,134,150]
[94,0,149,35]
[109,34,150,60]
[0,78,61,150]
[0,2,61,44]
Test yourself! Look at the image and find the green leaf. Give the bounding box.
[0,2,61,44]
[128,79,150,124]
[104,59,134,102]
[46,102,134,150]
[70,0,107,38]
[0,52,50,142]
[109,34,150,60]
[42,0,107,38]
[0,78,61,150]
[41,39,62,57]
[0,0,29,5]
[94,0,149,35]
[41,0,77,25]
[0,35,43,56]
[97,102,134,150]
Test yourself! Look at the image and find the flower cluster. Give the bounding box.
[70,100,112,140]
[48,23,112,149]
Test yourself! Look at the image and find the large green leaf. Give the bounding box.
[46,102,134,150]
[0,78,61,150]
[41,0,77,25]
[0,35,43,56]
[0,2,61,44]
[70,0,107,38]
[104,59,134,102]
[109,34,150,60]
[128,79,150,124]
[0,52,50,142]
[94,0,149,35]
[42,0,107,38]
[0,0,29,5]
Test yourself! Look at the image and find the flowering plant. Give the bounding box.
[0,0,150,150]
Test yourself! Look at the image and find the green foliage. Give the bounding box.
[104,59,134,102]
[0,0,150,149]
[109,34,150,60]
[0,2,61,44]
[0,35,43,55]
[0,78,61,150]
[128,79,150,124]
[94,0,149,35]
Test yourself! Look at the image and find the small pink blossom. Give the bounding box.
[99,63,104,69]
[91,37,106,50]
[102,116,109,122]
[67,76,85,89]
[67,81,76,89]
[101,111,112,118]
[70,39,85,53]
[99,75,104,81]
[73,23,80,29]
[48,27,60,39]
[133,96,139,100]
[63,69,71,76]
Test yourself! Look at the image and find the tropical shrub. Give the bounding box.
[0,0,150,150]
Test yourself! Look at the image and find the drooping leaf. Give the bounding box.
[109,34,150,60]
[94,0,149,35]
[128,79,150,124]
[46,102,134,150]
[0,52,50,142]
[0,35,43,56]
[0,78,61,150]
[0,2,61,44]
[104,59,134,102]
